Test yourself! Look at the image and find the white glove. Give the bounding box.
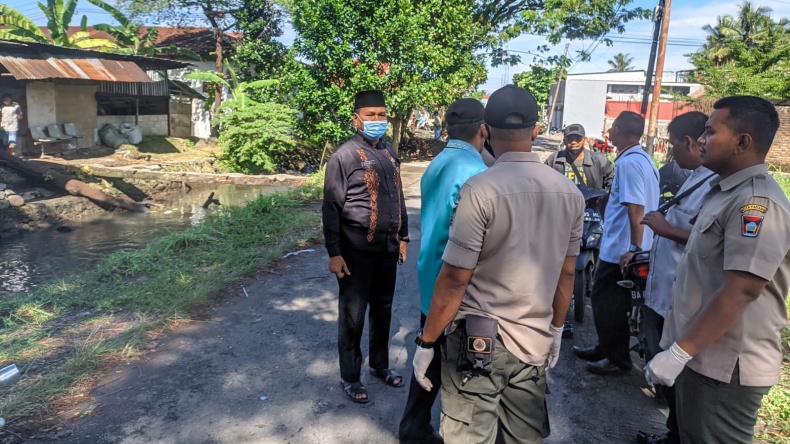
[644,342,692,387]
[413,346,435,392]
[547,324,564,369]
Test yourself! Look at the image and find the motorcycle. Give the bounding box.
[592,138,615,154]
[571,186,606,323]
[617,251,650,360]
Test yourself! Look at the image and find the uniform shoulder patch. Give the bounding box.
[740,204,767,214]
[742,215,764,238]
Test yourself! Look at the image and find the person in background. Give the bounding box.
[572,111,660,376]
[322,90,409,404]
[399,98,488,444]
[635,111,716,444]
[1,94,23,157]
[545,123,614,190]
[646,96,789,443]
[412,85,584,443]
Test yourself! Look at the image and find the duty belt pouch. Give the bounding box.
[458,315,498,376]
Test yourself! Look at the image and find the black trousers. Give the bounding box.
[337,245,399,383]
[642,307,679,443]
[590,260,632,366]
[399,314,443,440]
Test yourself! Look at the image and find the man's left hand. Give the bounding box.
[644,342,692,387]
[619,251,635,272]
[399,240,408,264]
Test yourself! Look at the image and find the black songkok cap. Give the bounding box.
[354,90,386,109]
[484,84,539,129]
[446,98,485,126]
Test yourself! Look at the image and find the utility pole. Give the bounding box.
[646,0,672,154]
[547,43,570,131]
[641,1,664,115]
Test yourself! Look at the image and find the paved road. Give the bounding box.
[26,161,667,444]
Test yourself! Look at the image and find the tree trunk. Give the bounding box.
[203,6,224,119]
[0,153,149,213]
[391,116,403,152]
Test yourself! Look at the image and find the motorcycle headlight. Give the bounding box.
[586,233,602,247]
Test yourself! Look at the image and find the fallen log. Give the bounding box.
[0,152,149,213]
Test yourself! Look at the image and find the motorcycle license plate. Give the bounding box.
[630,290,645,306]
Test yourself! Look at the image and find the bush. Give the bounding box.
[217,102,299,174]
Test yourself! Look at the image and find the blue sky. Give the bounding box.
[6,0,790,93]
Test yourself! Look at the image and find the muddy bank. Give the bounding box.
[0,164,307,238]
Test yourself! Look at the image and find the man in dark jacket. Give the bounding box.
[545,124,614,190]
[322,90,410,404]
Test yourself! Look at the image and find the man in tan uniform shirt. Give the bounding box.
[645,96,790,443]
[411,85,584,443]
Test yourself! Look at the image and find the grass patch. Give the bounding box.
[0,181,323,425]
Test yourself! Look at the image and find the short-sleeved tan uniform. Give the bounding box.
[439,152,584,443]
[661,164,790,443]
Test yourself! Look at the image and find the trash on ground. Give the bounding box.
[283,249,315,259]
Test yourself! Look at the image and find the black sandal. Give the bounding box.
[340,380,370,403]
[370,368,405,387]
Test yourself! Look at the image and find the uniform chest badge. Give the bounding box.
[741,215,764,238]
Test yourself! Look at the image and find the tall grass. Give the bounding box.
[0,182,322,423]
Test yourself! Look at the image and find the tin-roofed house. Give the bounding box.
[0,39,203,155]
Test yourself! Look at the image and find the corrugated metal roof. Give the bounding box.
[0,56,153,82]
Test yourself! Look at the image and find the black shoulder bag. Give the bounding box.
[656,173,716,216]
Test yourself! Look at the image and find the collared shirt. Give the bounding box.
[442,151,584,365]
[544,148,615,190]
[1,104,21,132]
[322,133,409,256]
[661,164,790,386]
[645,166,717,317]
[418,139,487,315]
[600,145,660,263]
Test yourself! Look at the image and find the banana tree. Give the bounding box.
[87,0,200,59]
[186,60,277,112]
[0,0,118,50]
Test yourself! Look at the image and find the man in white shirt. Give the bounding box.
[573,111,660,375]
[1,94,23,157]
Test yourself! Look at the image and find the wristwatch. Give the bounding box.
[628,244,642,253]
[414,330,434,349]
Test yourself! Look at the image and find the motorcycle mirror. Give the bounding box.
[617,280,635,289]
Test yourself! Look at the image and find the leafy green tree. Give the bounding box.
[186,60,277,111]
[120,0,284,113]
[87,0,199,59]
[282,0,645,152]
[0,0,118,49]
[513,65,564,115]
[607,53,635,72]
[689,2,789,98]
[216,102,298,173]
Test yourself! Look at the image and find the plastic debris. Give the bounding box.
[283,249,315,259]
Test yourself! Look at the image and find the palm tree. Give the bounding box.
[607,53,635,72]
[186,60,277,111]
[87,0,200,59]
[701,15,740,66]
[734,1,774,48]
[699,2,779,66]
[0,0,118,49]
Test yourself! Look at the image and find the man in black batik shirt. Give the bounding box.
[322,90,409,404]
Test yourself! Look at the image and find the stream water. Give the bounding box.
[0,184,291,294]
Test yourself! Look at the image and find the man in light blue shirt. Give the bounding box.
[399,98,488,444]
[573,111,660,376]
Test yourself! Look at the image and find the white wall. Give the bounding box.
[169,62,217,139]
[568,71,646,82]
[562,80,609,136]
[26,82,56,128]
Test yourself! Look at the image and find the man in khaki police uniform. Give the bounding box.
[411,85,584,443]
[645,96,790,443]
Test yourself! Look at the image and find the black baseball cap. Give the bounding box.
[564,124,586,138]
[446,98,485,126]
[484,84,539,129]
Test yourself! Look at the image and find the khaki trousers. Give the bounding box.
[439,328,550,444]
